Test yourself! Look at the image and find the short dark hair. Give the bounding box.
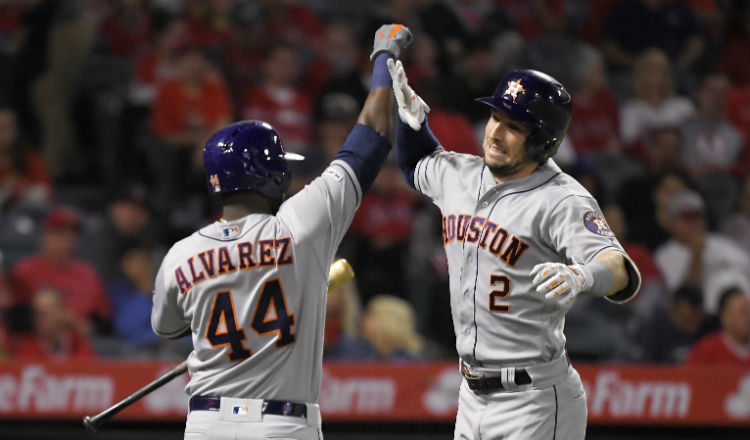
[717,286,746,318]
[673,284,703,307]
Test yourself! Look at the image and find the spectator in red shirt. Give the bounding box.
[9,207,111,335]
[148,45,232,220]
[13,287,95,360]
[242,42,315,155]
[150,46,232,154]
[348,160,417,304]
[98,0,153,59]
[0,106,50,208]
[567,45,621,155]
[130,17,188,106]
[685,287,750,365]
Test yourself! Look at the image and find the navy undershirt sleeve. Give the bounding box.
[333,123,391,194]
[396,118,440,189]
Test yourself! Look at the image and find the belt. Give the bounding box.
[461,362,532,393]
[189,396,307,418]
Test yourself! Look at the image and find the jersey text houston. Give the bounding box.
[442,213,530,267]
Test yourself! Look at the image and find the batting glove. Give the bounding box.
[370,24,413,60]
[387,58,430,131]
[530,262,593,310]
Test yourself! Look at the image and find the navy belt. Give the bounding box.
[461,363,532,393]
[189,396,307,418]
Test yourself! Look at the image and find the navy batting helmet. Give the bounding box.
[203,120,304,198]
[476,69,572,163]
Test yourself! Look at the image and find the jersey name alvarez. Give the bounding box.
[174,237,293,295]
[442,214,530,267]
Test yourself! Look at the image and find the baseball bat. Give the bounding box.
[83,360,187,431]
[82,258,354,432]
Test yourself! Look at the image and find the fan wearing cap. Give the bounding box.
[654,189,750,315]
[8,207,111,336]
[387,52,641,437]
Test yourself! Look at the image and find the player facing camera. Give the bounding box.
[203,120,305,214]
[389,35,641,439]
[475,69,573,177]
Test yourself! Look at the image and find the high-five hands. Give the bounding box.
[387,58,430,131]
[370,24,413,60]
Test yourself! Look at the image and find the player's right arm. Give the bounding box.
[388,59,443,191]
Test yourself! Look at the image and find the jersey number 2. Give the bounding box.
[489,274,511,313]
[206,279,296,361]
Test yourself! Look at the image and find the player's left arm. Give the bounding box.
[151,256,191,339]
[325,24,413,197]
[532,196,642,307]
[590,250,641,302]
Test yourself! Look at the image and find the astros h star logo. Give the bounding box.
[504,79,525,102]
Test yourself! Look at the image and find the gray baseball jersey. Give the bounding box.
[152,160,361,404]
[413,150,635,367]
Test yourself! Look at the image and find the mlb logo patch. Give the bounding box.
[222,225,240,238]
[232,406,249,415]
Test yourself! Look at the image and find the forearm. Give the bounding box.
[356,87,392,137]
[396,118,440,188]
[592,251,629,295]
[333,53,394,194]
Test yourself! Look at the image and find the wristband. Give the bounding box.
[371,53,393,89]
[582,260,614,297]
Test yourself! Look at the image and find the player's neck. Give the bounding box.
[489,160,539,184]
[220,192,277,220]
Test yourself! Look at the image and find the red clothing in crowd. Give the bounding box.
[568,89,620,154]
[429,110,482,156]
[0,149,50,200]
[9,257,111,325]
[494,0,566,40]
[350,192,415,244]
[100,14,152,58]
[13,332,95,360]
[242,87,314,151]
[684,332,749,366]
[261,3,324,47]
[151,76,232,140]
[623,242,661,283]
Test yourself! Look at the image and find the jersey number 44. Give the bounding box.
[206,278,296,361]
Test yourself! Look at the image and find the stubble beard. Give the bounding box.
[485,155,536,179]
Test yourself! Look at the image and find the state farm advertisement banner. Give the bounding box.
[0,361,748,426]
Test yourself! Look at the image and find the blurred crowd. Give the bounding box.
[0,0,748,367]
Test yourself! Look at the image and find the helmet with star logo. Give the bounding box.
[476,69,572,164]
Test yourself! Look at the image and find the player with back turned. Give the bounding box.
[387,53,642,437]
[151,25,413,440]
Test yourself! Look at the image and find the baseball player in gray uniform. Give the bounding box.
[387,58,642,439]
[151,25,413,440]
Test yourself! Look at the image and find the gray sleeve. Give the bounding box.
[277,160,362,264]
[412,148,458,207]
[544,195,641,303]
[544,195,625,264]
[151,257,190,338]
